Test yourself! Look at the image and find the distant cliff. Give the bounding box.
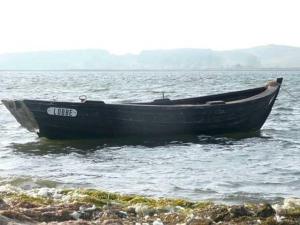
[0,45,299,70]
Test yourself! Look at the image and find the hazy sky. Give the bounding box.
[0,0,299,54]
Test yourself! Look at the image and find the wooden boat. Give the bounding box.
[2,78,282,139]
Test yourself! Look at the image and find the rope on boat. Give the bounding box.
[281,85,298,99]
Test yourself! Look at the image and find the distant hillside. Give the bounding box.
[242,45,300,68]
[0,45,300,70]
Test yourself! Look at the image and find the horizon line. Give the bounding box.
[1,43,300,56]
[1,68,300,72]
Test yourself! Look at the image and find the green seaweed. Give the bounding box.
[261,217,278,225]
[63,189,211,210]
[282,207,300,218]
[127,196,157,205]
[0,188,214,211]
[2,188,300,225]
[79,189,119,200]
[9,193,53,205]
[0,188,213,213]
[192,201,213,209]
[59,189,73,195]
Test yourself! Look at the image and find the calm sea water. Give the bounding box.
[0,70,299,204]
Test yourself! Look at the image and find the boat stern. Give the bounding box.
[2,99,39,133]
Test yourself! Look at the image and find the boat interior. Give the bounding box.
[138,86,267,106]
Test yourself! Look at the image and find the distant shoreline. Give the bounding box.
[1,45,300,71]
[1,68,300,72]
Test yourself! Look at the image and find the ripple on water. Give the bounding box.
[0,71,299,204]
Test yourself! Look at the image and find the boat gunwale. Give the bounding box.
[20,80,281,109]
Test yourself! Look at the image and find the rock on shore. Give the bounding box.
[0,185,300,225]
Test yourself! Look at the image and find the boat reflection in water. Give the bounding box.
[9,131,266,156]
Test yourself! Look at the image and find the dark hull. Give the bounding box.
[2,78,282,139]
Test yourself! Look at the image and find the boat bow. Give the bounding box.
[2,99,39,132]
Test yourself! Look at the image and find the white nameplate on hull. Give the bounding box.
[47,107,77,117]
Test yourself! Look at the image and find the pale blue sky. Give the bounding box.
[0,0,299,54]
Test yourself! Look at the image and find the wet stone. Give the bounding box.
[0,215,10,225]
[15,201,39,209]
[101,219,123,225]
[2,188,300,225]
[261,217,278,225]
[126,207,136,216]
[78,207,100,220]
[114,211,127,219]
[39,209,74,222]
[70,211,81,220]
[256,204,276,218]
[207,206,230,222]
[0,210,35,223]
[152,218,163,225]
[99,210,125,221]
[160,212,186,224]
[229,205,253,218]
[45,220,95,225]
[0,198,9,210]
[186,217,213,225]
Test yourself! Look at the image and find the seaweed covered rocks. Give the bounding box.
[0,186,300,225]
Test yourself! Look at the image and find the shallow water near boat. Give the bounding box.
[0,70,299,204]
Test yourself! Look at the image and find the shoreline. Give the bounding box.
[0,186,300,225]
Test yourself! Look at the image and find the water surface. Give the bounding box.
[0,70,299,204]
